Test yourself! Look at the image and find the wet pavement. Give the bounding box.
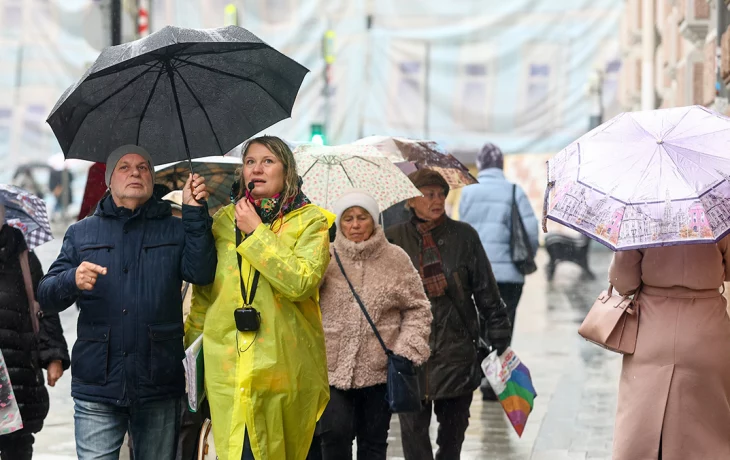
[32,231,620,460]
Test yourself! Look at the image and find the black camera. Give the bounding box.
[234,307,261,332]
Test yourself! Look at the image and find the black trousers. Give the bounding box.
[178,398,209,460]
[497,282,524,341]
[398,393,473,460]
[0,431,34,460]
[316,384,392,460]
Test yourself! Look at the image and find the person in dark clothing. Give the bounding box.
[385,169,512,460]
[38,145,216,460]
[0,201,71,460]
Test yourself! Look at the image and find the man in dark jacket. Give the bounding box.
[0,201,70,460]
[386,169,512,460]
[38,145,216,460]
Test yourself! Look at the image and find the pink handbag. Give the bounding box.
[578,285,640,354]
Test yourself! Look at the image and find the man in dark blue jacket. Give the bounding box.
[38,145,216,460]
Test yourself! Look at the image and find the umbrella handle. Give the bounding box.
[542,180,555,234]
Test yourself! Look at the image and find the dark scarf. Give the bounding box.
[413,213,448,298]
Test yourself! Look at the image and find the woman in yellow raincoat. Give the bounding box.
[185,136,332,460]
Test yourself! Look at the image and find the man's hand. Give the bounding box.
[46,360,63,387]
[183,174,209,206]
[75,262,107,291]
[235,199,262,235]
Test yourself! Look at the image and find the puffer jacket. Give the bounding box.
[320,226,432,390]
[38,194,216,406]
[459,168,539,284]
[0,225,70,435]
[386,216,511,400]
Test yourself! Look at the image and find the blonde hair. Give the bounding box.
[237,136,300,226]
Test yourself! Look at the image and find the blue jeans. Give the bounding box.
[74,397,180,460]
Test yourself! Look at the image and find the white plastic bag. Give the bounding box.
[0,349,23,435]
[481,347,536,436]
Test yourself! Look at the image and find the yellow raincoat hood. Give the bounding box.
[186,203,334,460]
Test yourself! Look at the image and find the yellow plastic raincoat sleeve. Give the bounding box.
[185,282,212,348]
[237,213,331,302]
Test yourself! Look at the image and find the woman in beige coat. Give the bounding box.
[314,190,432,460]
[610,237,730,460]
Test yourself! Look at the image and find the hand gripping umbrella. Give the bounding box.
[47,25,309,171]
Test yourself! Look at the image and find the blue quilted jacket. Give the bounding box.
[38,194,216,406]
[459,169,539,284]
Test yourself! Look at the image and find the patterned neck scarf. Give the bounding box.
[413,213,448,298]
[231,179,311,224]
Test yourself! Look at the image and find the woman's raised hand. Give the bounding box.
[235,199,262,235]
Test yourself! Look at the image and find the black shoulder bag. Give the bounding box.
[510,184,537,275]
[333,249,422,413]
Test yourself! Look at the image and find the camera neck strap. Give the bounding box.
[235,225,260,307]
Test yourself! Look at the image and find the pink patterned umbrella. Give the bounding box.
[294,144,422,212]
[544,105,730,250]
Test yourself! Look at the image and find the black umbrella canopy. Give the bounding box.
[47,25,309,166]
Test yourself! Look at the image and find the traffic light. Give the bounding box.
[310,123,325,145]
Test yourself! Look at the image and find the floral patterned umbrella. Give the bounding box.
[354,136,477,189]
[294,144,422,212]
[544,105,730,250]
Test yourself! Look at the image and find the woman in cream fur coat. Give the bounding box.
[314,190,432,460]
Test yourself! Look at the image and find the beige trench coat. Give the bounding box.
[609,237,730,460]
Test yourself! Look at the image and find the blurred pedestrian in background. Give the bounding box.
[77,163,107,221]
[316,190,432,460]
[0,198,70,460]
[610,238,730,459]
[38,145,215,460]
[458,142,538,400]
[185,136,331,460]
[386,169,512,460]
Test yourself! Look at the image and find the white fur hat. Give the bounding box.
[332,189,380,227]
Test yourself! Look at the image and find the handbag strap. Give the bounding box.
[19,250,40,335]
[333,249,391,355]
[607,283,642,303]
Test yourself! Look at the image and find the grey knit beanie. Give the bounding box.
[105,145,154,186]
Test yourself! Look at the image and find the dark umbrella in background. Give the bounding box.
[155,156,240,215]
[46,25,309,171]
[354,136,478,189]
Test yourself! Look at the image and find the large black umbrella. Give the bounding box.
[47,25,309,168]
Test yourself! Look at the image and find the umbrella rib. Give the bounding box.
[302,158,321,177]
[338,163,355,186]
[136,68,164,145]
[171,65,224,154]
[83,64,160,117]
[172,58,289,115]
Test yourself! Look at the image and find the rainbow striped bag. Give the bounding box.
[482,347,536,437]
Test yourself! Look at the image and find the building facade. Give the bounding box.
[619,0,726,113]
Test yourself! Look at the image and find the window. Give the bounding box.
[453,42,495,132]
[516,42,564,132]
[386,40,427,130]
[2,1,22,39]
